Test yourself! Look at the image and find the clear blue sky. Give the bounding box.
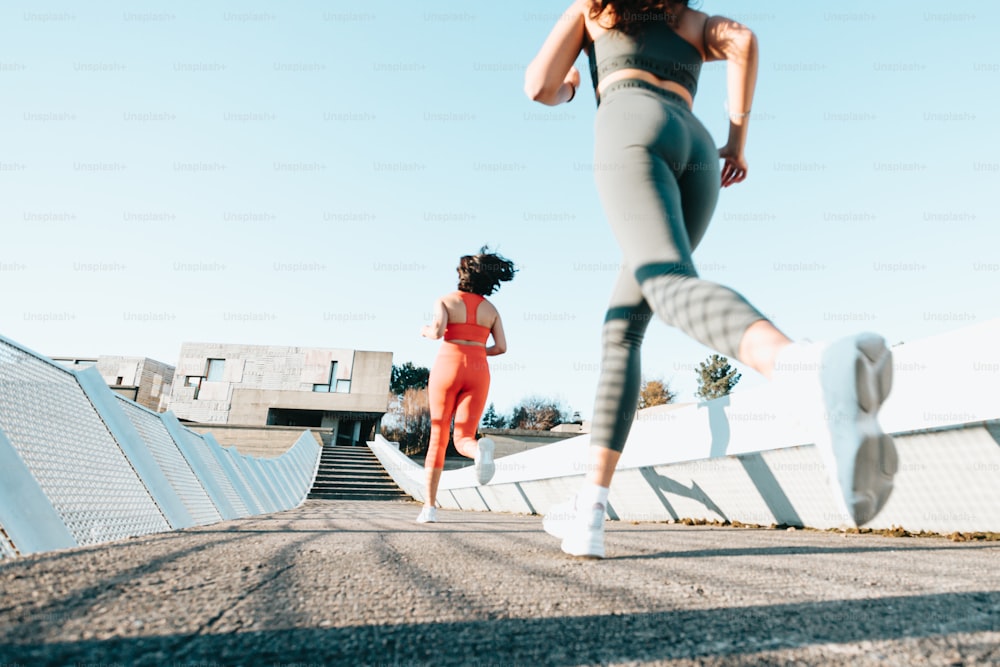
[3,1,998,419]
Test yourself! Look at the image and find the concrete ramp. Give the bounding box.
[372,319,1000,533]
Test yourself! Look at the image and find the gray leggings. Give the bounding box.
[590,79,767,453]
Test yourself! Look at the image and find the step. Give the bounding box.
[313,477,399,486]
[309,491,411,500]
[311,481,403,488]
[308,446,407,500]
[319,459,380,467]
[311,477,402,487]
[314,469,389,478]
[309,482,404,490]
[315,463,386,470]
[319,455,380,463]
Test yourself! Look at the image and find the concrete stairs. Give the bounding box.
[308,444,410,501]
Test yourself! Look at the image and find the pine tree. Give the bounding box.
[480,402,506,429]
[390,362,430,395]
[695,354,741,400]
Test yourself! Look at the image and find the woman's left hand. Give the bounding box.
[719,144,748,187]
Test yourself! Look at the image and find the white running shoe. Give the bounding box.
[474,437,496,485]
[415,506,438,523]
[775,332,897,526]
[543,496,606,559]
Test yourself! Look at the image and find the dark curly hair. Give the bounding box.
[456,246,516,296]
[590,0,692,35]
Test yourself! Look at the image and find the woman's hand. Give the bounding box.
[719,143,748,188]
[421,324,440,339]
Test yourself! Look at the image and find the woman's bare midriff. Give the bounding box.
[596,69,694,108]
[447,339,486,348]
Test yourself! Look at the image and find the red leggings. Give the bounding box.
[425,342,490,470]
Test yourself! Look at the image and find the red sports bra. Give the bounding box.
[443,292,491,344]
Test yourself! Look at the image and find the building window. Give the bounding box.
[115,376,124,385]
[185,375,203,399]
[206,358,225,382]
[336,379,351,393]
[312,361,338,393]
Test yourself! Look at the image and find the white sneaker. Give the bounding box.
[543,496,606,559]
[415,506,437,523]
[775,332,897,526]
[474,437,496,485]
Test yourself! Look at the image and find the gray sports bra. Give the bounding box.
[587,21,705,99]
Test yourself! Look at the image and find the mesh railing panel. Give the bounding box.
[180,430,249,517]
[283,432,320,504]
[249,461,281,511]
[117,398,222,526]
[223,454,265,514]
[0,341,169,545]
[261,462,293,508]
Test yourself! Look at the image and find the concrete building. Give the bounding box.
[167,342,392,447]
[51,355,175,412]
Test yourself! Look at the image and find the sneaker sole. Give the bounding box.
[849,334,898,525]
[475,438,496,486]
[544,500,606,557]
[415,508,438,523]
[561,536,605,559]
[824,333,898,525]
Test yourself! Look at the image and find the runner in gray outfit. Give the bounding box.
[526,0,897,558]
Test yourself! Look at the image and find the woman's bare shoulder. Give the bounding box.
[680,6,712,29]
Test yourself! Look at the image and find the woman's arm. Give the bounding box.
[420,299,448,339]
[524,1,587,105]
[705,16,759,187]
[486,313,507,356]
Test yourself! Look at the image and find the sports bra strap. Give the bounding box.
[460,292,483,325]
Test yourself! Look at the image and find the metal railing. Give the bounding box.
[0,333,321,558]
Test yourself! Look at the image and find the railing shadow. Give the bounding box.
[1,590,997,665]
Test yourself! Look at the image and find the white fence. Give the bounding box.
[371,319,1000,533]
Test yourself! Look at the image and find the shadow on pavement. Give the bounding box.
[2,590,997,665]
[610,542,1000,560]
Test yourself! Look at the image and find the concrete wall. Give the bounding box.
[168,342,392,424]
[372,319,1000,534]
[189,424,331,458]
[351,350,394,397]
[480,428,581,457]
[228,388,389,424]
[51,355,175,413]
[133,357,175,412]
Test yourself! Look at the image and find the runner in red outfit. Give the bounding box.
[417,248,516,523]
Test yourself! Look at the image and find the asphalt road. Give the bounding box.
[1,500,998,666]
